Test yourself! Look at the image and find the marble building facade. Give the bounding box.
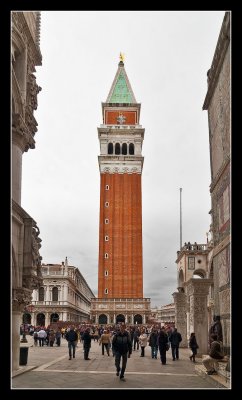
[26,259,95,326]
[12,12,43,372]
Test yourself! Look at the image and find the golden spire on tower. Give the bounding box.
[119,52,125,62]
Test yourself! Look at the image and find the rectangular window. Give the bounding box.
[105,219,109,224]
[105,270,108,276]
[105,185,109,190]
[105,235,109,241]
[188,256,195,270]
[104,288,108,294]
[104,253,108,259]
[105,202,109,207]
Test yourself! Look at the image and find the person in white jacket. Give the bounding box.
[139,328,148,357]
[37,329,47,346]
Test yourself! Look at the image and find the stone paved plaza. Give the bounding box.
[12,336,222,389]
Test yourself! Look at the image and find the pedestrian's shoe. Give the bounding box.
[73,355,75,358]
[69,357,72,360]
[189,356,192,361]
[120,375,125,381]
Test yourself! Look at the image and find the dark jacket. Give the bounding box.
[170,330,182,347]
[157,330,168,349]
[149,332,158,347]
[112,331,132,355]
[189,335,199,350]
[209,340,224,359]
[65,329,78,342]
[83,331,91,348]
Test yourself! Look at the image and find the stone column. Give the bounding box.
[12,143,23,204]
[173,291,187,347]
[64,284,68,302]
[12,287,32,373]
[32,312,36,326]
[12,310,21,371]
[143,314,146,324]
[185,278,213,355]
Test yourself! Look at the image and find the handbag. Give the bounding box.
[166,343,170,351]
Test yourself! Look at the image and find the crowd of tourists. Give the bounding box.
[20,319,229,380]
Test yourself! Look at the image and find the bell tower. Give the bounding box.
[91,55,150,325]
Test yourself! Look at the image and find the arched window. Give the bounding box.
[122,143,127,155]
[129,143,134,155]
[39,287,44,301]
[115,143,120,154]
[52,287,58,301]
[108,143,113,154]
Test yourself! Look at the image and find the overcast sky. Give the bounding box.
[21,11,225,308]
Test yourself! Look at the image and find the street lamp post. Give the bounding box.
[21,312,28,343]
[21,305,35,343]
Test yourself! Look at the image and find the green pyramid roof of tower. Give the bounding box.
[106,62,137,104]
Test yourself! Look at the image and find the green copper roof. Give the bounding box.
[107,63,137,103]
[109,71,133,103]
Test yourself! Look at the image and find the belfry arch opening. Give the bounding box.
[129,143,134,155]
[115,143,120,154]
[108,143,113,154]
[122,143,127,155]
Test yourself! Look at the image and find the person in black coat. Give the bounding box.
[83,328,92,360]
[157,327,169,365]
[65,327,78,360]
[169,328,182,360]
[112,323,132,381]
[189,332,199,362]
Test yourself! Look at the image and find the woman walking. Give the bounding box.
[189,332,199,362]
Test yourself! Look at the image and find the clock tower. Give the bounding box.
[91,56,150,325]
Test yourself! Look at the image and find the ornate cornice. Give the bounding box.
[185,278,213,297]
[98,127,145,138]
[203,12,230,110]
[12,12,42,66]
[12,112,35,152]
[98,156,144,174]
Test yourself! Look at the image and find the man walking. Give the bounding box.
[112,323,132,381]
[65,326,78,360]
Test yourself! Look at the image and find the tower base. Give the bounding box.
[90,297,151,325]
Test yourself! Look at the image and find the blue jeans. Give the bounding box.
[68,341,76,358]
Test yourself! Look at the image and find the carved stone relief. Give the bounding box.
[219,289,230,314]
[193,296,206,324]
[12,287,33,312]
